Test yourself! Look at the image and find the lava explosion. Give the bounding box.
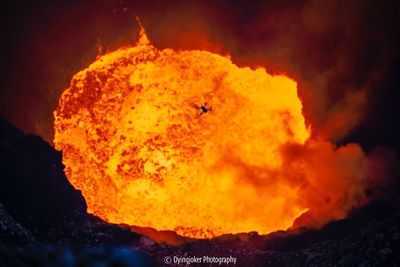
[54,28,368,239]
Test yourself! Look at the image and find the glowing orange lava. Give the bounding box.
[54,27,366,239]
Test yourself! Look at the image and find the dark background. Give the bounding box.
[0,0,399,153]
[1,2,400,266]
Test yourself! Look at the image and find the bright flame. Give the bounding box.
[54,28,366,239]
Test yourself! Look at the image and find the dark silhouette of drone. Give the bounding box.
[197,103,212,115]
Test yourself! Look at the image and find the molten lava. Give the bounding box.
[54,27,367,239]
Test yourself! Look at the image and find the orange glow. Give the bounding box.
[54,27,366,239]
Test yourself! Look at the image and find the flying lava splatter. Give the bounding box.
[54,26,368,239]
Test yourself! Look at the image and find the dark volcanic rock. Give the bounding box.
[0,115,86,238]
[12,245,159,267]
[143,213,400,267]
[0,115,141,246]
[0,202,35,245]
[287,213,400,267]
